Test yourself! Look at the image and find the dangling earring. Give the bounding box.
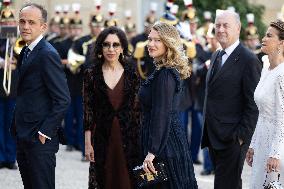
[121,53,125,59]
[277,48,281,55]
[98,54,102,58]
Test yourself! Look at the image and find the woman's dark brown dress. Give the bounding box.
[105,74,131,189]
[83,63,141,189]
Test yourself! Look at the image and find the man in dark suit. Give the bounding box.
[201,10,261,189]
[13,3,70,189]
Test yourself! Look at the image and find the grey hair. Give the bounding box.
[215,10,241,26]
[20,3,47,23]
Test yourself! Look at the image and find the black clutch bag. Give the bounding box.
[133,162,168,188]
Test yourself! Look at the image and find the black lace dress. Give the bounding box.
[138,67,198,189]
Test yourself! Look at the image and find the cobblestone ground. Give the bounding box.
[0,145,251,189]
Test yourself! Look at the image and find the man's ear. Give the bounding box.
[237,23,241,33]
[42,22,47,32]
[281,39,284,46]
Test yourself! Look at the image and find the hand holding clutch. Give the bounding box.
[133,162,168,188]
[143,152,156,174]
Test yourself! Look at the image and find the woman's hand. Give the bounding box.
[85,131,94,162]
[246,148,254,167]
[85,143,94,162]
[143,152,156,174]
[266,157,280,173]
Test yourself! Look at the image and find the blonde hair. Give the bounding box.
[152,22,191,79]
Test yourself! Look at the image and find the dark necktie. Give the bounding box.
[210,50,226,80]
[22,47,31,65]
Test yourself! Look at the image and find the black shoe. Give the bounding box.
[66,145,73,151]
[193,160,202,165]
[0,162,5,169]
[5,163,18,170]
[200,170,213,176]
[74,145,82,151]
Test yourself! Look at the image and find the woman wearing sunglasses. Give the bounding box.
[83,26,141,189]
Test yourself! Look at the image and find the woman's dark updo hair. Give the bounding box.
[270,19,284,40]
[270,20,284,56]
[93,26,130,65]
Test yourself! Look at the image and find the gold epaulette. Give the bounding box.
[181,39,196,59]
[46,33,58,42]
[134,40,148,59]
[67,48,86,74]
[13,37,25,56]
[73,35,81,42]
[128,44,134,54]
[196,26,205,37]
[52,36,67,44]
[82,37,96,56]
[133,40,149,80]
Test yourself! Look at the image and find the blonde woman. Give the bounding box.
[138,22,198,189]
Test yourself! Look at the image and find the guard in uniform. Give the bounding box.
[45,5,61,42]
[104,2,118,28]
[181,0,206,47]
[81,1,105,66]
[132,3,157,79]
[198,24,219,175]
[74,14,104,70]
[50,4,70,48]
[124,10,136,53]
[180,0,209,165]
[75,2,105,68]
[196,11,213,45]
[0,0,18,170]
[244,13,264,62]
[58,4,86,160]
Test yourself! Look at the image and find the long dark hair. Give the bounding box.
[93,26,130,66]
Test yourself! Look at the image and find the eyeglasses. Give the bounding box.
[102,42,121,50]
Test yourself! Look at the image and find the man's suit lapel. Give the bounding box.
[19,38,45,78]
[203,51,218,128]
[17,46,26,69]
[206,52,218,84]
[210,44,242,85]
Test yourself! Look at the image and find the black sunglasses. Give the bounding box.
[102,42,121,50]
